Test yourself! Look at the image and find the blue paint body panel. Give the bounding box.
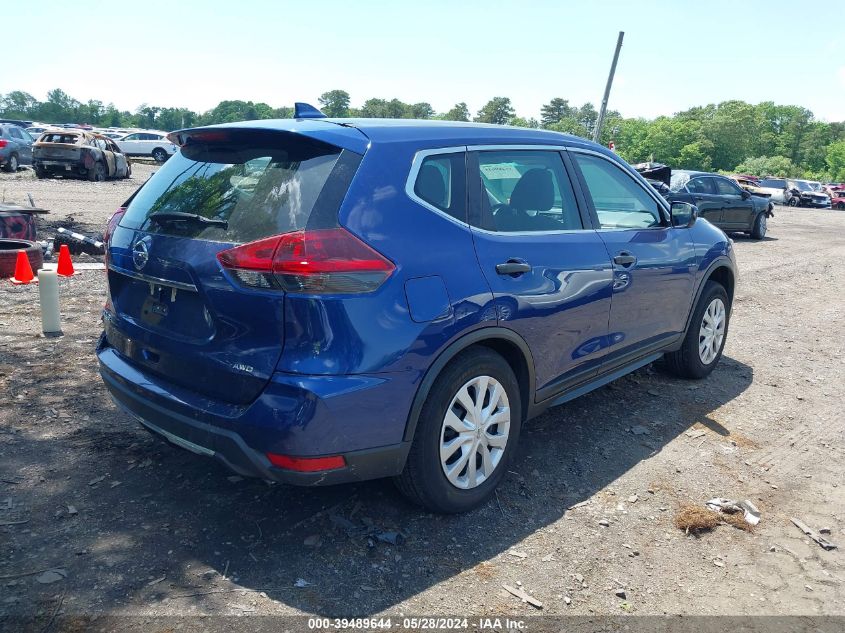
[97,118,737,485]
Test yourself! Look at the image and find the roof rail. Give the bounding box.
[294,102,327,119]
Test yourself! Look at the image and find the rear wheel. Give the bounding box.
[663,281,730,379]
[750,212,767,239]
[395,348,522,513]
[151,148,168,163]
[34,164,48,179]
[3,154,18,172]
[837,202,845,210]
[88,161,106,182]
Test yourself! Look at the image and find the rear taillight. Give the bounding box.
[104,207,126,245]
[217,227,394,294]
[0,140,7,149]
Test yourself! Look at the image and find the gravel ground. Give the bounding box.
[1,167,844,629]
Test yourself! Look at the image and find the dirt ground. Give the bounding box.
[1,165,844,628]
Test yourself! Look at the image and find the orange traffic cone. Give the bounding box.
[56,244,77,277]
[10,250,36,285]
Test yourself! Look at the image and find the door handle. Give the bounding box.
[613,252,637,268]
[496,261,531,276]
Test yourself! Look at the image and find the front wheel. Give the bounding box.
[395,348,522,513]
[750,212,767,239]
[663,281,730,379]
[151,148,168,163]
[788,197,799,207]
[837,202,845,210]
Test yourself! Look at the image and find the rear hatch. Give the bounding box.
[34,132,84,160]
[104,127,363,404]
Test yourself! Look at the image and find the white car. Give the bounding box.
[115,130,178,162]
[756,178,793,205]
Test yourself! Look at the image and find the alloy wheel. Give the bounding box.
[439,375,510,489]
[698,298,726,364]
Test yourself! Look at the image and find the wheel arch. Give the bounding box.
[401,327,536,443]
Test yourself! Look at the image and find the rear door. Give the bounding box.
[715,176,754,229]
[569,151,696,366]
[467,147,613,395]
[106,129,360,404]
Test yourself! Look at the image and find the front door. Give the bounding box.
[569,151,697,368]
[714,176,754,229]
[467,148,614,395]
[685,176,723,226]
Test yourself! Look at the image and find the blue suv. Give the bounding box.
[98,109,737,513]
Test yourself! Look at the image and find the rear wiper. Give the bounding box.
[148,211,228,229]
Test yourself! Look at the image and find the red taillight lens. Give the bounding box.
[104,207,126,245]
[0,140,7,149]
[266,453,346,472]
[217,227,394,294]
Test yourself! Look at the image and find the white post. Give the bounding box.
[37,269,63,336]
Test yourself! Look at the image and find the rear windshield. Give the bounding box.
[39,133,81,144]
[120,131,359,243]
[759,179,785,188]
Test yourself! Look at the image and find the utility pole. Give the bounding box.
[592,31,624,144]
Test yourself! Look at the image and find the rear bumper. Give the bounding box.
[97,338,414,485]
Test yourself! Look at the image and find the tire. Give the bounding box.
[750,212,767,240]
[0,239,43,279]
[88,161,106,182]
[663,281,730,379]
[2,154,18,173]
[837,202,845,210]
[34,164,48,179]
[788,197,799,207]
[394,347,522,513]
[151,148,168,163]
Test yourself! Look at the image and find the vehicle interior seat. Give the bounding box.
[494,168,565,231]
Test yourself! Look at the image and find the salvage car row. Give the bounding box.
[0,120,179,180]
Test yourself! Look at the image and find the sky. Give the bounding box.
[5,0,844,122]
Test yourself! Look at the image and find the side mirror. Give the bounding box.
[670,201,697,228]
[741,190,751,200]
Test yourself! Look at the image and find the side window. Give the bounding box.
[687,177,716,195]
[572,153,663,229]
[715,178,742,196]
[9,127,23,140]
[471,150,582,232]
[412,152,466,222]
[122,133,138,141]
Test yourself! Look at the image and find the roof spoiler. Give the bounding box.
[294,102,327,119]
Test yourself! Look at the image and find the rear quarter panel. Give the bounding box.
[278,141,497,379]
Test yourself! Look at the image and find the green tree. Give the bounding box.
[442,102,470,121]
[540,98,572,127]
[547,117,589,138]
[509,116,539,129]
[0,91,37,118]
[733,156,801,178]
[475,97,514,125]
[826,141,845,181]
[409,102,434,119]
[318,90,351,117]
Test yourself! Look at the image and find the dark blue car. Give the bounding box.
[98,111,737,513]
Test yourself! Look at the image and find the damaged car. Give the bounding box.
[667,170,774,239]
[32,130,132,181]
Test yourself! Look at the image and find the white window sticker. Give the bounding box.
[479,163,522,180]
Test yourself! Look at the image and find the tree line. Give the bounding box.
[2,88,844,181]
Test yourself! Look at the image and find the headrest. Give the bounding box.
[510,168,554,211]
